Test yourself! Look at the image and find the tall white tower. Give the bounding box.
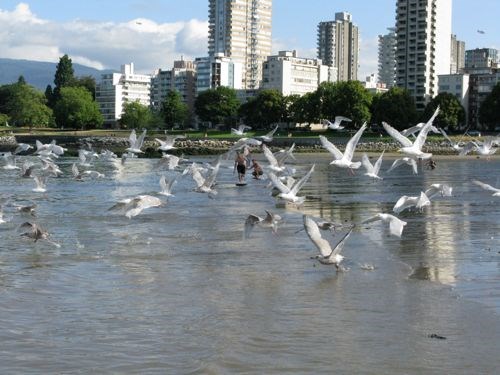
[208,0,272,90]
[395,0,452,110]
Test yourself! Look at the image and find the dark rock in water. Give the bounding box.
[428,333,447,340]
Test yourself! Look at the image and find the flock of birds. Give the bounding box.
[0,106,499,270]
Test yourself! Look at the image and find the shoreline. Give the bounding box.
[0,134,497,157]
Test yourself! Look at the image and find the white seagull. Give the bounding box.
[159,175,177,197]
[361,151,384,180]
[386,157,418,175]
[256,125,279,143]
[319,122,367,172]
[126,129,147,154]
[382,107,440,159]
[155,134,185,152]
[14,143,33,155]
[32,175,47,193]
[472,180,500,197]
[303,215,354,269]
[268,164,315,204]
[262,144,287,173]
[322,116,352,130]
[2,152,19,170]
[244,210,282,239]
[424,184,453,199]
[393,192,431,214]
[109,195,164,218]
[231,124,252,136]
[362,213,407,238]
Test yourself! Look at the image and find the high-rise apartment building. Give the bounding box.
[450,34,465,74]
[317,12,359,81]
[378,27,397,88]
[208,0,272,90]
[395,0,452,110]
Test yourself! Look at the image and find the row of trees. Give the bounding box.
[1,53,499,131]
[195,82,471,131]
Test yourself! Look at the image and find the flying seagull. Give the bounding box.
[256,125,279,143]
[268,164,315,204]
[472,179,500,197]
[362,213,407,238]
[19,222,60,247]
[322,116,352,130]
[244,210,282,239]
[361,151,384,180]
[319,122,367,172]
[231,124,252,136]
[303,215,355,269]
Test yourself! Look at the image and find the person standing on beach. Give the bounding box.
[234,151,247,183]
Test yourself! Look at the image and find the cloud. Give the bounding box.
[0,3,208,73]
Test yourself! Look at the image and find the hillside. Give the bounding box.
[0,58,116,90]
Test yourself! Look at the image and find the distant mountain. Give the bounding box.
[0,58,116,90]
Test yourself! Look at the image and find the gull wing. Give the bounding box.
[393,195,417,214]
[303,215,332,258]
[439,128,455,145]
[382,122,412,147]
[244,214,262,239]
[414,107,440,151]
[373,150,385,175]
[266,125,279,138]
[327,226,354,258]
[472,180,500,193]
[128,129,137,148]
[335,115,352,123]
[387,215,407,237]
[136,129,147,149]
[268,172,290,194]
[319,135,343,160]
[191,169,206,188]
[361,153,374,174]
[416,192,431,210]
[290,164,315,196]
[262,144,280,168]
[72,163,80,178]
[401,123,425,137]
[361,214,382,225]
[344,123,367,161]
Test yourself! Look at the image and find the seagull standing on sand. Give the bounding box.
[319,123,367,173]
[362,213,407,238]
[303,215,355,269]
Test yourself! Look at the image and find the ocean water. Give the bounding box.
[0,153,498,374]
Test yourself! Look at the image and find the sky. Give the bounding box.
[0,0,498,80]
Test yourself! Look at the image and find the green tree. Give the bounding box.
[239,89,285,129]
[479,82,500,131]
[194,86,240,128]
[288,91,321,125]
[119,101,155,129]
[371,87,418,130]
[52,54,75,104]
[161,90,188,128]
[0,81,52,130]
[0,113,9,127]
[73,76,96,100]
[326,81,372,128]
[422,92,466,131]
[53,86,102,129]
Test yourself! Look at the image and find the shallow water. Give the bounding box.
[0,154,499,374]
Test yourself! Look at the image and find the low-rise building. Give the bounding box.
[261,50,334,96]
[438,73,470,124]
[95,63,151,127]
